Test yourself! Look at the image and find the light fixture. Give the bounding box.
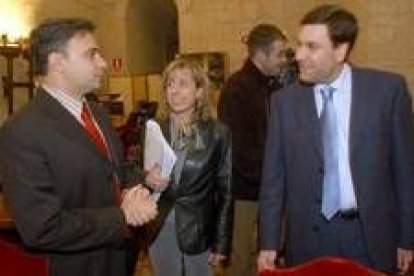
[1,33,6,46]
[2,33,20,45]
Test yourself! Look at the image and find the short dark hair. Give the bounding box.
[30,18,96,76]
[301,5,358,53]
[246,24,286,57]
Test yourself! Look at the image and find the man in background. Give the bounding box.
[218,23,290,275]
[0,18,157,276]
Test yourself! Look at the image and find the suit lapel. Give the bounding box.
[297,68,368,163]
[349,68,369,160]
[35,90,109,162]
[297,84,323,161]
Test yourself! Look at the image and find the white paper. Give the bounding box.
[144,119,176,201]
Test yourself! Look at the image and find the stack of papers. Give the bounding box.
[144,119,177,200]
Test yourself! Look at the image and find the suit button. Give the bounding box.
[318,167,324,175]
[312,225,319,232]
[315,198,322,204]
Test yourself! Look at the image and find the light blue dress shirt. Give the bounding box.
[314,64,357,210]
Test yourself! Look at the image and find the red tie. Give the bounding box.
[81,103,109,157]
[81,103,122,203]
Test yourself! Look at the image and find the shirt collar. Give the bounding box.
[315,63,351,93]
[42,85,86,121]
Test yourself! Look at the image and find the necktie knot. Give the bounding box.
[320,85,335,102]
[81,103,109,157]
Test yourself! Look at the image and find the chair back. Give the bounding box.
[0,237,48,276]
[260,257,384,276]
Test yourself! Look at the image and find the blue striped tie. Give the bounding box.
[320,86,340,220]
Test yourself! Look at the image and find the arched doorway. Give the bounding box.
[126,0,178,75]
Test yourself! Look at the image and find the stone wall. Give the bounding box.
[1,0,413,125]
[0,0,104,124]
[176,0,414,102]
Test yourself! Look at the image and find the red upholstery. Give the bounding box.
[0,238,48,276]
[260,257,384,276]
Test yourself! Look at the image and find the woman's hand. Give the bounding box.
[145,163,170,192]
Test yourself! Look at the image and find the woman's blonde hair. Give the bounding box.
[159,57,211,122]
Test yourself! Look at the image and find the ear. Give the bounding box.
[48,52,65,73]
[334,43,350,63]
[255,49,267,62]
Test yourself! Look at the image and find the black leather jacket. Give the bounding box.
[146,118,233,255]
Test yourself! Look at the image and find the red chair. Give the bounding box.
[260,257,384,276]
[0,237,48,276]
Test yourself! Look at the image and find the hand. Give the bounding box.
[208,253,226,266]
[145,164,170,192]
[398,248,413,275]
[257,250,278,272]
[121,185,158,226]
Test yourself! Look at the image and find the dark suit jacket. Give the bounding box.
[259,67,414,273]
[145,118,233,255]
[0,89,132,276]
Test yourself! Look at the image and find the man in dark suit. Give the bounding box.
[258,4,414,274]
[0,18,157,276]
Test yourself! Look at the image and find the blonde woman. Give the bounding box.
[144,58,233,275]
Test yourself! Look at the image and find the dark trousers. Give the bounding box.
[314,213,372,268]
[232,169,260,200]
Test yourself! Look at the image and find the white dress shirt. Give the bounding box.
[314,64,357,210]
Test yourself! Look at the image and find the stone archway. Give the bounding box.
[126,0,178,75]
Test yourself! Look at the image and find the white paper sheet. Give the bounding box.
[144,119,176,200]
